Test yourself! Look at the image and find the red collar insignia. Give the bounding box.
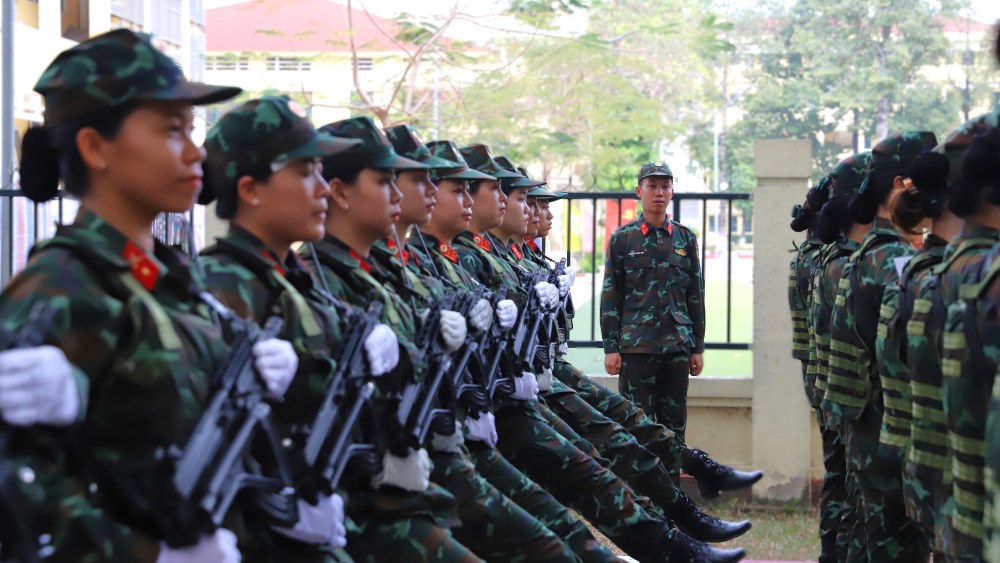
[261,248,287,276]
[510,243,524,260]
[387,239,409,266]
[439,243,459,263]
[639,220,672,236]
[349,249,372,273]
[639,222,650,236]
[473,233,491,252]
[524,237,539,252]
[123,241,159,292]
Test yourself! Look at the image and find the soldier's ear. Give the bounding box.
[236,174,262,209]
[328,177,351,212]
[634,184,642,198]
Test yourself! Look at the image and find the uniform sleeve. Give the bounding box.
[600,232,624,353]
[875,282,910,450]
[823,265,868,421]
[789,256,809,361]
[200,257,265,322]
[686,233,706,354]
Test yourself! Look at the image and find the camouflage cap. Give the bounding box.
[319,116,426,170]
[830,152,872,199]
[860,131,938,193]
[460,144,521,179]
[637,161,673,183]
[34,28,241,125]
[426,140,495,182]
[933,113,999,189]
[385,125,465,171]
[200,96,360,211]
[496,156,545,188]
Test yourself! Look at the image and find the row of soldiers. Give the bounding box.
[0,29,763,563]
[787,76,1000,560]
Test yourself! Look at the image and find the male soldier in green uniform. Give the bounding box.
[602,162,704,444]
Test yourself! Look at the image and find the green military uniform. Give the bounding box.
[824,132,939,563]
[0,29,246,560]
[979,244,1000,562]
[601,183,705,443]
[790,237,825,403]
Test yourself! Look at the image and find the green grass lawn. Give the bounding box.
[567,280,753,377]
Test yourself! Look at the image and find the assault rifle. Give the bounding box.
[301,302,384,500]
[470,286,512,402]
[440,287,490,416]
[159,315,297,547]
[510,270,550,373]
[0,303,57,563]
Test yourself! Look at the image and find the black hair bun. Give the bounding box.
[18,126,62,203]
[963,127,1000,189]
[910,151,950,196]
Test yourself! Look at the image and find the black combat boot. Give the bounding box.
[666,530,746,563]
[669,493,752,543]
[682,447,764,499]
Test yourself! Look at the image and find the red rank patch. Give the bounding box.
[349,249,371,273]
[525,238,539,252]
[123,241,159,291]
[510,244,524,260]
[640,222,649,236]
[387,239,409,266]
[474,233,491,252]
[439,243,459,263]
[261,248,286,276]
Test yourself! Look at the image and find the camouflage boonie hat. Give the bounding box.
[460,144,521,180]
[496,156,544,189]
[934,114,998,189]
[860,131,938,193]
[426,140,495,182]
[201,96,360,212]
[637,162,673,183]
[319,116,426,170]
[830,152,872,199]
[34,28,241,125]
[385,125,465,171]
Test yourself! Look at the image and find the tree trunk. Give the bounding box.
[875,93,890,141]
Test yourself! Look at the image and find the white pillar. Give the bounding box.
[751,139,815,500]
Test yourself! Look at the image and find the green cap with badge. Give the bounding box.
[319,116,427,171]
[637,161,674,183]
[426,140,496,182]
[460,144,522,180]
[385,125,466,172]
[496,156,545,188]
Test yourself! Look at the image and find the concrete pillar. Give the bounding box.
[751,139,814,500]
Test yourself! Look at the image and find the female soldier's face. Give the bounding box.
[95,101,205,215]
[337,168,401,241]
[470,180,506,231]
[253,158,329,243]
[429,179,474,239]
[397,169,437,226]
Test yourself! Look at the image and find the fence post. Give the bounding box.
[750,139,816,500]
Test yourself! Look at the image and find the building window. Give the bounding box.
[266,57,311,71]
[111,0,144,27]
[206,56,250,71]
[152,0,182,45]
[356,57,374,71]
[61,0,90,42]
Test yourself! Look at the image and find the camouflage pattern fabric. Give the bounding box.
[940,224,1000,557]
[618,352,691,443]
[984,245,1000,562]
[790,239,824,403]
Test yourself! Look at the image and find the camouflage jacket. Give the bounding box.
[601,213,705,355]
[789,238,823,363]
[809,238,859,411]
[875,234,947,454]
[824,218,914,421]
[976,243,1000,560]
[940,225,1000,539]
[408,231,482,292]
[0,209,235,558]
[371,238,448,303]
[907,224,999,483]
[453,230,527,306]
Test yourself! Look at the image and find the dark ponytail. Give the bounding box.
[889,151,950,235]
[816,196,852,244]
[956,125,1000,215]
[18,103,136,203]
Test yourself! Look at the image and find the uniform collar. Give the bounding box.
[226,224,310,278]
[321,234,372,274]
[638,212,672,236]
[524,237,540,252]
[961,220,1000,241]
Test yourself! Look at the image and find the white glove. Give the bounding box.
[156,529,241,563]
[468,299,493,333]
[465,412,498,448]
[495,300,518,331]
[512,371,539,401]
[253,339,298,396]
[431,420,465,454]
[533,282,558,310]
[0,346,79,427]
[558,342,569,355]
[538,368,554,392]
[372,448,432,492]
[273,494,347,547]
[439,310,467,353]
[364,324,399,376]
[565,265,577,286]
[556,274,571,298]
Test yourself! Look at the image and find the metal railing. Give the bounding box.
[549,191,753,352]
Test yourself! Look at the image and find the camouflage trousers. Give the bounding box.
[840,469,868,563]
[494,401,677,562]
[553,358,685,474]
[541,379,685,514]
[428,448,579,562]
[815,409,846,562]
[618,352,691,443]
[845,406,929,563]
[900,463,936,554]
[465,441,619,563]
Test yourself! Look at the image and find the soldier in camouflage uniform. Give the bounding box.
[0,29,314,562]
[937,122,1000,561]
[601,162,704,444]
[809,152,872,563]
[823,131,937,562]
[429,141,744,562]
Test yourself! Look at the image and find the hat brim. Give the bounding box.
[150,80,243,106]
[443,167,495,181]
[283,133,362,161]
[513,178,546,188]
[487,167,522,179]
[638,171,673,182]
[421,155,468,170]
[370,151,429,170]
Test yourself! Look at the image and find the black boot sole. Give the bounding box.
[683,520,752,543]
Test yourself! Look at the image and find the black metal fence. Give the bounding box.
[548,191,753,352]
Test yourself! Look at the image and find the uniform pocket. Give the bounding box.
[623,255,656,324]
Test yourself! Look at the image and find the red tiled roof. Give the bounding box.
[206,0,417,53]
